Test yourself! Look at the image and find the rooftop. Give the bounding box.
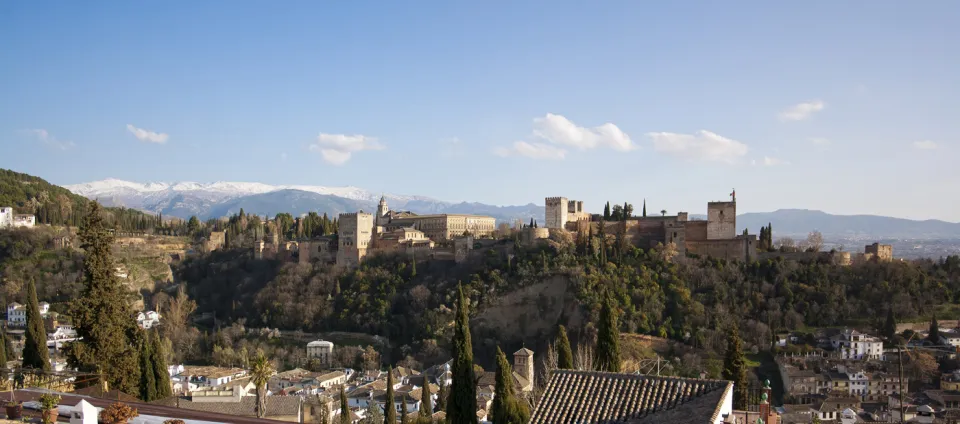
[530,370,732,424]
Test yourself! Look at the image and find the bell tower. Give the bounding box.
[376,195,389,228]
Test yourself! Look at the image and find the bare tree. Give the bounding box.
[805,231,824,252]
[776,237,797,251]
[654,242,679,263]
[574,343,595,371]
[534,341,559,407]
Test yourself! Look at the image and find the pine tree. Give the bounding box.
[151,330,173,398]
[22,278,51,370]
[491,347,531,424]
[340,386,350,424]
[385,367,397,423]
[594,295,621,372]
[723,325,748,410]
[556,325,574,370]
[447,284,478,424]
[603,202,611,221]
[883,309,897,340]
[420,378,433,418]
[65,202,141,394]
[929,314,941,344]
[138,333,157,401]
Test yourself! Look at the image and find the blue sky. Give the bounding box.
[1,1,957,220]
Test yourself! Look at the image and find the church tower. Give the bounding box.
[514,347,535,389]
[375,195,389,228]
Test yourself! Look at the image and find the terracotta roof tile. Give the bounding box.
[530,370,732,424]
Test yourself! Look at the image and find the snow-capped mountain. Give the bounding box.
[64,178,543,223]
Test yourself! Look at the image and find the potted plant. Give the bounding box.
[4,387,21,419]
[99,402,139,424]
[39,393,61,424]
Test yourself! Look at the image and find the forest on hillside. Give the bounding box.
[0,169,180,233]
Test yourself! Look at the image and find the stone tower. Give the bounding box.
[706,201,737,240]
[514,347,535,387]
[336,211,374,268]
[545,197,568,229]
[375,195,389,228]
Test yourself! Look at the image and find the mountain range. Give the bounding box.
[64,179,960,240]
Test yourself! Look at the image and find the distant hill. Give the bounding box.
[0,169,160,228]
[738,209,960,239]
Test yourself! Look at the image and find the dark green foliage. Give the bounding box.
[491,347,530,424]
[603,202,611,221]
[556,325,574,370]
[22,278,50,370]
[595,295,621,372]
[723,326,748,410]
[340,386,350,424]
[139,334,158,401]
[447,284,478,424]
[642,199,647,217]
[929,314,940,344]
[151,330,173,399]
[385,367,397,423]
[420,377,433,417]
[883,309,897,340]
[437,379,447,411]
[0,330,7,367]
[0,168,167,232]
[65,202,141,395]
[400,395,408,424]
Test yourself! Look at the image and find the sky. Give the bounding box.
[1,1,957,221]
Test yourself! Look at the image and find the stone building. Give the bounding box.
[558,195,757,262]
[520,227,550,246]
[202,231,226,252]
[306,340,334,366]
[298,236,337,265]
[336,211,374,268]
[864,242,893,262]
[0,207,35,229]
[373,196,496,240]
[378,227,435,254]
[544,197,590,230]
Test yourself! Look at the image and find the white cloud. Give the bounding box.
[126,124,169,144]
[809,137,831,146]
[19,128,75,150]
[532,113,635,151]
[308,133,384,165]
[494,141,566,160]
[912,140,938,150]
[646,130,749,164]
[779,100,825,121]
[492,113,634,160]
[762,156,787,166]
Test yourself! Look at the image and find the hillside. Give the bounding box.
[0,169,164,231]
[738,209,960,239]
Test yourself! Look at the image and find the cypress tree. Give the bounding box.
[138,334,157,401]
[596,222,607,267]
[151,330,173,398]
[491,347,531,424]
[385,367,397,423]
[22,278,51,370]
[929,314,941,344]
[642,199,647,217]
[723,325,748,410]
[556,325,574,370]
[420,378,433,418]
[65,201,141,394]
[447,284,478,424]
[603,202,611,221]
[400,395,408,424]
[883,309,897,340]
[340,386,350,424]
[437,378,447,411]
[594,295,621,372]
[0,330,7,367]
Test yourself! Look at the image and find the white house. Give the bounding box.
[307,340,335,365]
[47,325,80,351]
[830,329,883,360]
[7,302,26,326]
[1,208,36,229]
[847,370,869,396]
[939,328,960,347]
[136,310,161,329]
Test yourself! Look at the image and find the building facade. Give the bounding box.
[0,207,35,229]
[306,340,334,366]
[336,212,374,268]
[830,330,883,360]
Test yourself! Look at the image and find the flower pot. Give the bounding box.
[5,403,22,419]
[42,407,58,424]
